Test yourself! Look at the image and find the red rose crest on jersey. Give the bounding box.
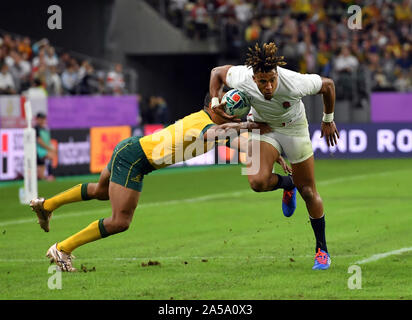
[283,101,291,109]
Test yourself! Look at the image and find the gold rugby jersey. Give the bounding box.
[139,110,216,169]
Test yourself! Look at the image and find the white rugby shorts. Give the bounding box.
[248,116,314,164]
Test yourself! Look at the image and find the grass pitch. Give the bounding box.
[0,159,411,300]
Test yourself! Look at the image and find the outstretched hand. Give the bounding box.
[320,121,340,147]
[277,156,292,174]
[212,101,241,123]
[247,121,272,134]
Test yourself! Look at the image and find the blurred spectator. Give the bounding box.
[45,46,59,67]
[234,0,253,25]
[96,71,107,95]
[281,14,299,38]
[386,32,402,58]
[168,0,187,28]
[216,0,235,18]
[372,68,395,92]
[395,47,412,71]
[395,0,412,23]
[302,46,317,74]
[282,33,300,71]
[0,63,16,94]
[61,61,79,95]
[223,16,242,60]
[291,0,312,21]
[78,60,98,94]
[9,51,31,92]
[190,0,209,39]
[34,112,55,181]
[317,42,332,76]
[5,50,17,67]
[394,70,412,92]
[147,95,171,125]
[32,48,46,69]
[381,51,396,83]
[154,96,170,125]
[298,34,316,60]
[260,18,280,44]
[106,63,125,95]
[334,46,359,73]
[46,65,62,96]
[309,0,326,23]
[57,52,72,74]
[2,34,14,55]
[31,38,49,56]
[0,45,5,62]
[17,37,32,60]
[334,46,359,99]
[244,18,261,44]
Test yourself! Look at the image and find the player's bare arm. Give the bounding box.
[226,133,291,174]
[209,65,241,122]
[319,77,339,147]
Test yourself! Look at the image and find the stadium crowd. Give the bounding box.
[0,34,127,96]
[152,0,412,94]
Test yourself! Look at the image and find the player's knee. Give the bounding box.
[249,176,269,192]
[298,185,317,203]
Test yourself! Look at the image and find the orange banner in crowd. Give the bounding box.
[90,126,131,173]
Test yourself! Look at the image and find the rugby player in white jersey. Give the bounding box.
[209,42,340,270]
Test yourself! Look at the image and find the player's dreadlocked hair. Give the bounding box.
[245,42,286,73]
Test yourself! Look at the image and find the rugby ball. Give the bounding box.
[222,89,251,119]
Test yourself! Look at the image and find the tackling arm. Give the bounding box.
[203,121,271,141]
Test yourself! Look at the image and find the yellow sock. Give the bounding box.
[57,220,107,253]
[44,183,90,212]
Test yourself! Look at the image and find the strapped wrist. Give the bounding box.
[211,97,220,109]
[322,112,334,123]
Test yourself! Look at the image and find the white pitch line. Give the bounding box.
[353,247,412,265]
[0,169,407,228]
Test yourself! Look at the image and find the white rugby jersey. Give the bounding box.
[226,65,322,127]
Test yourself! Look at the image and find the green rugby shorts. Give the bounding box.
[107,137,155,192]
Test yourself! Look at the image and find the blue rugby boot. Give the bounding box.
[282,187,297,217]
[312,249,331,270]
